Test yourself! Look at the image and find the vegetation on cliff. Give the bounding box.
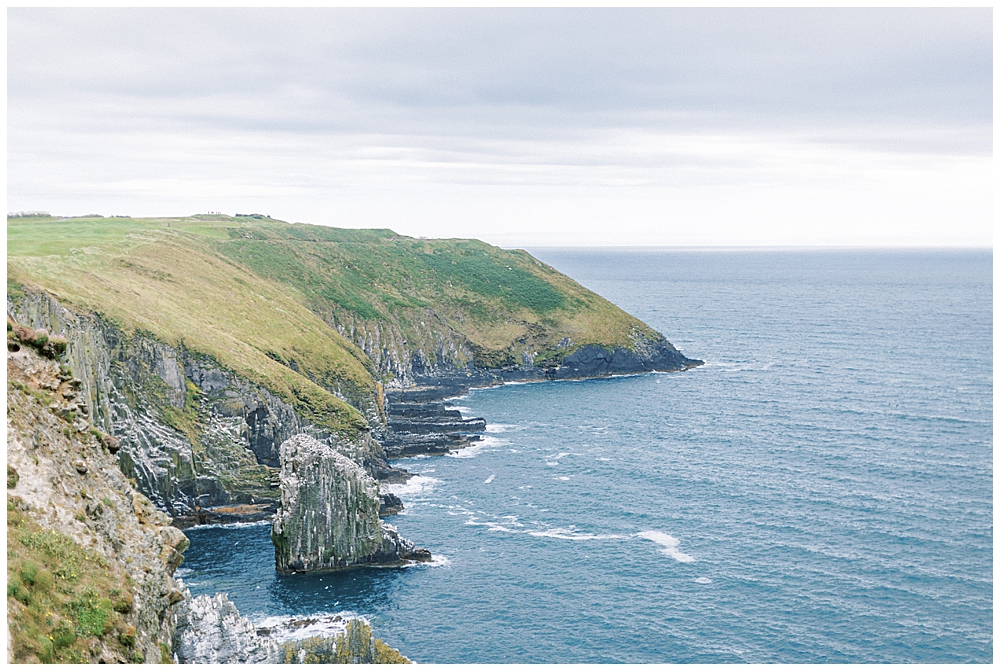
[8,214,672,402]
[7,343,186,663]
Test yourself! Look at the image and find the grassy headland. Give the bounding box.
[8,213,667,437]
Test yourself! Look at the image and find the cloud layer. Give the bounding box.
[8,8,992,246]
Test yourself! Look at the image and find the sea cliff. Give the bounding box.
[271,435,430,573]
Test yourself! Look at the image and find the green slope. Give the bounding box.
[8,213,665,434]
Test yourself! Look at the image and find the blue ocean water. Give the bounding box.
[178,249,993,663]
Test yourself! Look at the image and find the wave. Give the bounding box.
[485,423,517,433]
[447,435,508,458]
[484,474,495,484]
[694,577,712,584]
[384,475,441,497]
[183,519,272,531]
[417,554,451,568]
[636,530,695,563]
[528,528,624,541]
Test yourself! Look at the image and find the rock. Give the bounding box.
[74,460,88,474]
[379,492,404,516]
[159,525,190,574]
[101,434,121,454]
[172,593,280,664]
[271,434,430,573]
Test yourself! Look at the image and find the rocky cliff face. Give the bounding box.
[172,593,409,664]
[172,593,280,664]
[8,290,402,524]
[271,435,430,573]
[326,304,699,393]
[6,343,187,663]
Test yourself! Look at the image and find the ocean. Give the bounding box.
[177,249,992,663]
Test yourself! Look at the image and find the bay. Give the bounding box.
[179,249,992,663]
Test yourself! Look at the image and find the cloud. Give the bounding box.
[7,8,993,246]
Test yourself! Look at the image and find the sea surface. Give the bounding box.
[178,249,992,663]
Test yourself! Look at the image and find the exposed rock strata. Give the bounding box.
[6,344,187,663]
[8,289,405,524]
[271,435,430,573]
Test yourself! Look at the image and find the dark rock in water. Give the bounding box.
[271,434,430,573]
[379,492,404,516]
[381,393,487,459]
[171,502,277,529]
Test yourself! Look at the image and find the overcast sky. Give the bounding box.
[7,8,993,247]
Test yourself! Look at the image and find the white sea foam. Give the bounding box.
[546,461,560,466]
[419,554,451,568]
[447,405,471,413]
[695,577,712,584]
[447,435,507,458]
[485,423,515,433]
[636,531,695,563]
[184,519,272,531]
[384,475,441,498]
[545,452,573,460]
[528,528,624,541]
[558,476,571,481]
[484,474,495,484]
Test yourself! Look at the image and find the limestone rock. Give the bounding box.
[172,593,280,664]
[271,434,430,573]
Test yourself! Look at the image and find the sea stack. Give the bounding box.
[271,434,430,573]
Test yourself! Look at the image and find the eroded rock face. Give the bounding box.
[8,289,404,522]
[172,593,280,664]
[6,345,188,663]
[271,435,430,573]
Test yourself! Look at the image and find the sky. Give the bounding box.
[6,8,993,247]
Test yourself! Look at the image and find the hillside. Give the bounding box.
[7,213,700,518]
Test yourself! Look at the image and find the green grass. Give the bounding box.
[8,214,662,439]
[7,499,137,663]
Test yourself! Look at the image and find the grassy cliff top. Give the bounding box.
[8,214,662,433]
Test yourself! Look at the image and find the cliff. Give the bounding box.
[7,289,402,526]
[271,435,430,573]
[6,340,186,663]
[8,213,700,516]
[7,328,410,664]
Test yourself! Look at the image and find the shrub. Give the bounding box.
[119,624,136,647]
[8,465,19,489]
[52,620,77,649]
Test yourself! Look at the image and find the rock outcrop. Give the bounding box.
[6,342,187,663]
[8,289,404,524]
[271,435,431,573]
[171,594,410,664]
[172,593,280,664]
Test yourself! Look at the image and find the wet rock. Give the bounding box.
[379,492,404,516]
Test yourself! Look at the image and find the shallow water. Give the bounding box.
[179,249,992,663]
